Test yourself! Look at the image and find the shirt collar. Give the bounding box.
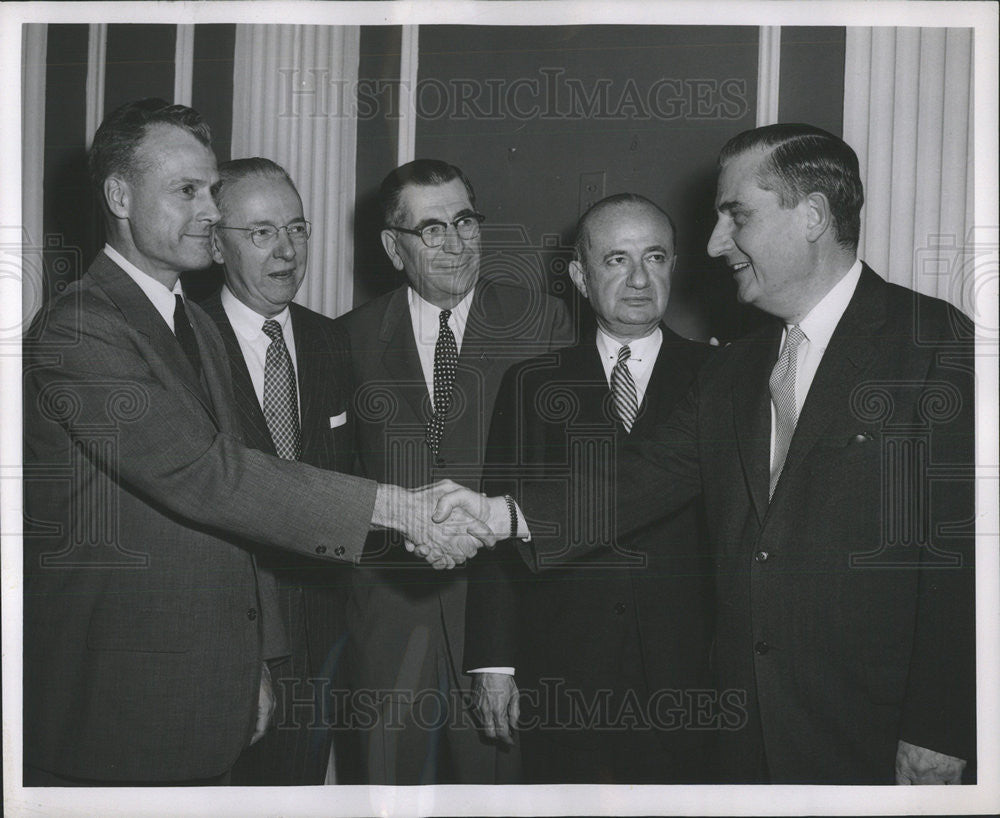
[221,284,292,342]
[407,285,476,346]
[104,244,183,329]
[795,259,863,348]
[595,325,663,362]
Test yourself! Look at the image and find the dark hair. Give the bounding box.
[216,157,298,217]
[719,123,864,251]
[378,159,476,226]
[88,98,212,195]
[574,193,676,264]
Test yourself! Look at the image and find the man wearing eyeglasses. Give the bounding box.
[199,157,357,785]
[333,159,573,784]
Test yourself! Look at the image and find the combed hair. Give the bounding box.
[379,159,476,226]
[574,193,676,264]
[216,157,297,216]
[88,97,212,194]
[719,123,864,251]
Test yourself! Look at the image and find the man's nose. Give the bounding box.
[273,228,296,260]
[706,219,731,258]
[199,192,221,226]
[626,261,650,289]
[441,224,463,254]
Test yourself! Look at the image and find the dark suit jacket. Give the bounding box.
[333,277,572,694]
[464,328,714,781]
[518,266,976,783]
[22,253,376,782]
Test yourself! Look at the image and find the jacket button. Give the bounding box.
[755,550,769,562]
[334,545,345,557]
[315,545,327,555]
[613,602,626,615]
[754,641,769,655]
[247,608,258,621]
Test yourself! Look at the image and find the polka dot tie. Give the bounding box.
[610,344,639,433]
[426,309,457,456]
[262,319,302,461]
[768,324,806,499]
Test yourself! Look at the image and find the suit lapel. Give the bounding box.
[91,255,218,423]
[378,287,429,421]
[200,295,275,455]
[775,266,883,494]
[734,324,781,524]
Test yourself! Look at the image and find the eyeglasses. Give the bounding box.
[216,221,311,249]
[387,213,485,248]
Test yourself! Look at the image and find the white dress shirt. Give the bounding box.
[220,285,301,420]
[104,244,183,332]
[769,259,863,468]
[407,286,476,406]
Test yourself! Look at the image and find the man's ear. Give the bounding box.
[380,229,405,271]
[104,176,130,220]
[568,259,589,299]
[804,192,833,243]
[211,228,226,266]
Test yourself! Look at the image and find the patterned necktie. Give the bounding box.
[262,319,302,461]
[769,324,806,498]
[610,344,639,433]
[173,294,202,377]
[426,309,457,456]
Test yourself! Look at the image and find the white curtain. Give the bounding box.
[20,24,47,329]
[231,25,360,319]
[843,27,974,311]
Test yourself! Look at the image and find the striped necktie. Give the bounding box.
[610,344,639,433]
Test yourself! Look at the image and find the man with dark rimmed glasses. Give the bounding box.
[332,159,573,784]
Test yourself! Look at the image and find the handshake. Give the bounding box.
[372,480,514,569]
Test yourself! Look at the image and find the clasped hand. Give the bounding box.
[381,480,497,569]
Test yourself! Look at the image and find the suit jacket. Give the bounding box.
[464,328,714,780]
[518,266,976,783]
[22,253,377,781]
[333,277,572,691]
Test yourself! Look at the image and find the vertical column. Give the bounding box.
[84,23,107,148]
[397,25,419,167]
[756,26,781,127]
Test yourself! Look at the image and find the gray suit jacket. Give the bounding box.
[23,252,376,781]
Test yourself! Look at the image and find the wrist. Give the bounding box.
[488,495,513,537]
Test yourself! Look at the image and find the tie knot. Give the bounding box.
[785,324,806,352]
[262,319,283,343]
[439,309,452,327]
[616,344,631,365]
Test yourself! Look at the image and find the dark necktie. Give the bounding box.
[426,309,457,456]
[610,344,639,432]
[173,294,202,377]
[769,324,806,498]
[262,319,302,461]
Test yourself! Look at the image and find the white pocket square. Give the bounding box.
[329,412,348,429]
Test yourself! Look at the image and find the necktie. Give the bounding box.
[173,294,202,377]
[610,344,639,433]
[426,309,457,456]
[262,319,302,461]
[769,324,806,498]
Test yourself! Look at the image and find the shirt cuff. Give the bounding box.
[468,666,515,675]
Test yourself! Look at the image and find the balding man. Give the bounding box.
[464,193,714,783]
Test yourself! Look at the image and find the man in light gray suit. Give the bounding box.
[22,99,489,786]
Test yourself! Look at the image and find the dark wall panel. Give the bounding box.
[352,26,404,306]
[193,24,236,163]
[778,27,845,137]
[413,25,760,340]
[104,24,176,115]
[43,24,93,293]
